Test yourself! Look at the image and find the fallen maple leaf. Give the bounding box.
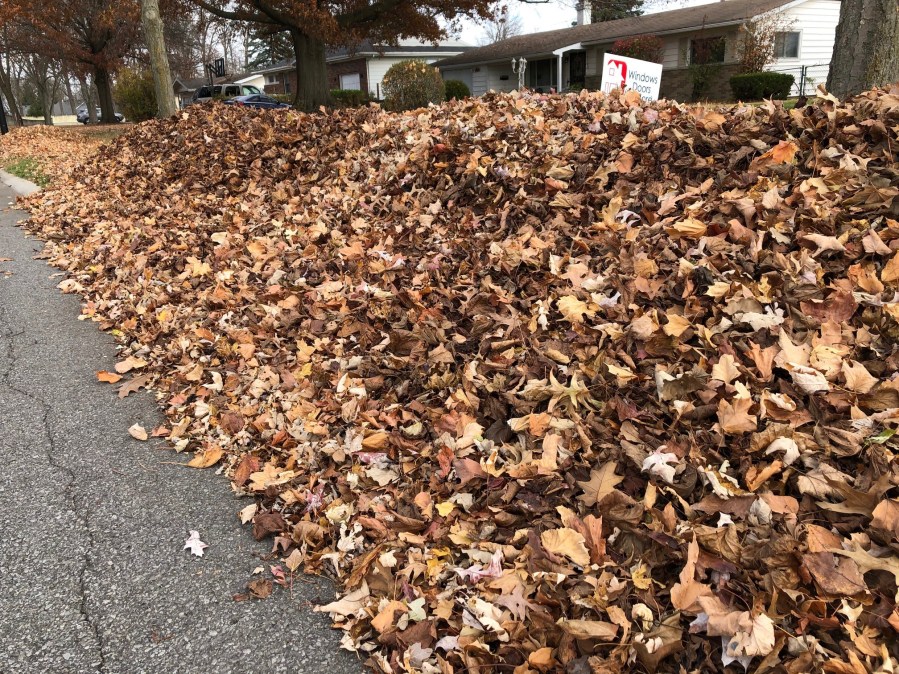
[576,461,623,506]
[183,530,208,557]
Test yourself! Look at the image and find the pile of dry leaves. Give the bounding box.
[18,85,899,673]
[0,125,107,182]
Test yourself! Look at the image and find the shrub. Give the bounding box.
[444,79,471,101]
[730,71,795,100]
[611,35,664,63]
[330,89,369,108]
[270,93,293,104]
[26,100,45,118]
[114,68,156,122]
[381,60,445,112]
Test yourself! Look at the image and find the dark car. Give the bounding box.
[223,94,291,110]
[76,105,124,124]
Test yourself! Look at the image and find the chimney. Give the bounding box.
[575,2,591,25]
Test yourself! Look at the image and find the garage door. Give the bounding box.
[340,73,361,91]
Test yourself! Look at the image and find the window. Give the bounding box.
[690,36,726,65]
[223,85,239,97]
[285,79,291,94]
[774,31,800,58]
[242,85,261,95]
[340,73,361,91]
[265,74,279,85]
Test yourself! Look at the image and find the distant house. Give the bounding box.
[256,40,472,99]
[436,0,841,101]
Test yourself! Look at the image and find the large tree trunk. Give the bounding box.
[0,61,23,125]
[141,0,178,117]
[290,29,330,111]
[94,66,117,123]
[827,0,899,98]
[63,69,77,114]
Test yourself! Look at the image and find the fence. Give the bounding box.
[767,62,831,97]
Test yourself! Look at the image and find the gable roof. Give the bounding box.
[437,0,799,68]
[253,41,472,74]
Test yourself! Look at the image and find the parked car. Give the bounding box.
[75,104,124,124]
[190,83,262,104]
[223,94,291,110]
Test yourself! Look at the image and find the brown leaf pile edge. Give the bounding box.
[13,85,899,673]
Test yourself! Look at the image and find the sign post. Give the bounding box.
[600,53,663,101]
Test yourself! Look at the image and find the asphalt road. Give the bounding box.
[0,177,361,674]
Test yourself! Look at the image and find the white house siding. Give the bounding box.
[771,0,840,94]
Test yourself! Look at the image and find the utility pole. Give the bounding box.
[141,0,178,117]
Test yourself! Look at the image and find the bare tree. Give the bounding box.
[480,3,523,45]
[737,12,793,74]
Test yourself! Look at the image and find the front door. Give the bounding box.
[568,51,587,90]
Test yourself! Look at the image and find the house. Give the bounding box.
[256,40,472,99]
[436,0,841,101]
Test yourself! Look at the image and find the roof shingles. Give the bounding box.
[437,0,797,67]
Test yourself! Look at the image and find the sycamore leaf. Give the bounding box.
[577,462,624,506]
[557,295,595,323]
[842,360,877,394]
[717,397,757,434]
[541,528,590,566]
[871,499,899,540]
[762,139,799,164]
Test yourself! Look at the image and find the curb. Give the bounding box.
[0,169,40,197]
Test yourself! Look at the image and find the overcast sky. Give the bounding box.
[453,0,722,45]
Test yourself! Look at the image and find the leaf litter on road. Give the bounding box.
[12,84,899,672]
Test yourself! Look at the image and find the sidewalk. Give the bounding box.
[0,178,359,673]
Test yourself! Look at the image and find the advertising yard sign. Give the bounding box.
[600,53,664,100]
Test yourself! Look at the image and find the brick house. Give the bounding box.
[255,41,471,100]
[436,0,841,102]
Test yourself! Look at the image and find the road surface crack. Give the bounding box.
[0,292,107,672]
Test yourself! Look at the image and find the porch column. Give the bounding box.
[558,54,563,93]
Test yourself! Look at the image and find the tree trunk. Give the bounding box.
[0,61,23,125]
[141,0,178,117]
[63,69,77,115]
[42,85,53,125]
[827,0,899,98]
[290,29,331,111]
[94,67,116,123]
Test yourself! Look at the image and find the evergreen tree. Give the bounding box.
[590,0,644,23]
[245,28,293,69]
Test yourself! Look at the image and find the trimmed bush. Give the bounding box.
[444,79,471,101]
[611,35,664,63]
[114,68,156,122]
[330,89,369,108]
[730,71,795,100]
[381,60,445,112]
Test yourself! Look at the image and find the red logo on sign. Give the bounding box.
[608,59,627,89]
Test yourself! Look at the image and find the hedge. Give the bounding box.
[444,80,471,101]
[330,89,369,108]
[730,71,795,101]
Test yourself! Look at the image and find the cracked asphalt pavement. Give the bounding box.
[0,180,361,673]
